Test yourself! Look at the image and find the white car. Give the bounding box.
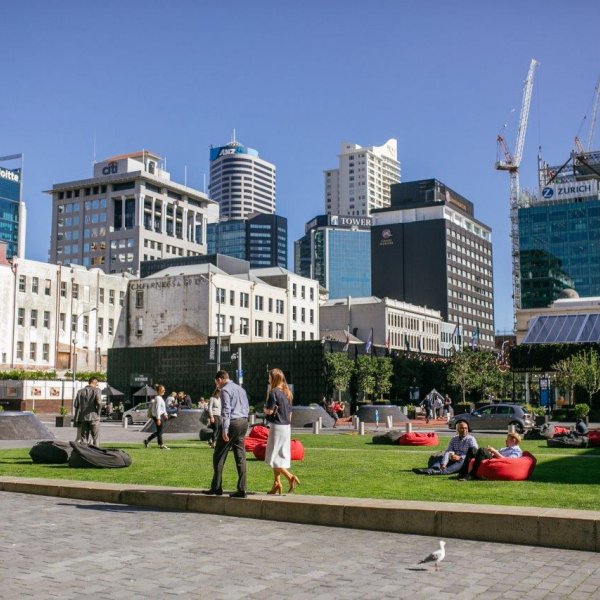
[123,402,151,425]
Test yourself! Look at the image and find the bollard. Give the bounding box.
[312,420,320,434]
[359,421,365,436]
[318,416,323,428]
[122,416,127,429]
[508,424,516,434]
[249,414,256,426]
[405,422,412,433]
[386,415,393,429]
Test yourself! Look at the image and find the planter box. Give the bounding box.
[55,415,72,427]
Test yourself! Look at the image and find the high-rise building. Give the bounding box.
[208,140,276,220]
[371,179,494,348]
[47,151,218,275]
[0,153,26,259]
[294,214,371,299]
[518,150,600,308]
[207,212,287,268]
[324,139,400,217]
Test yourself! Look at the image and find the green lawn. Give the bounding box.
[1,434,600,511]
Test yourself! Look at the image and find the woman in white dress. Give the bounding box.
[263,368,299,494]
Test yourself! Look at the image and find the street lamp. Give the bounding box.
[72,307,98,404]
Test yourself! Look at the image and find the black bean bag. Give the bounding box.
[68,442,132,468]
[372,430,404,444]
[199,427,213,441]
[29,440,73,464]
[546,435,588,448]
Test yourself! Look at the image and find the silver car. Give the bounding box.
[449,403,533,434]
[123,402,151,425]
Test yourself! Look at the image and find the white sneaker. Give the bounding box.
[159,445,170,450]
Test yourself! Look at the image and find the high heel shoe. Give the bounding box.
[267,481,282,495]
[288,475,300,493]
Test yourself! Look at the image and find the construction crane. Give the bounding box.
[574,77,600,156]
[496,58,538,326]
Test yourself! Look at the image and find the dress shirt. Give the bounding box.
[443,434,478,466]
[220,380,249,434]
[498,445,523,458]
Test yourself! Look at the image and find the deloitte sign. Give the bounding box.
[541,179,599,201]
[0,167,20,183]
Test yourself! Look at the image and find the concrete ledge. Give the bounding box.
[1,476,599,552]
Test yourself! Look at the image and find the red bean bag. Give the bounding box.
[244,437,264,452]
[398,432,439,446]
[473,451,536,481]
[553,426,569,437]
[244,425,270,452]
[587,430,600,447]
[252,439,305,461]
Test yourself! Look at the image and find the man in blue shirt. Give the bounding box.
[204,370,250,498]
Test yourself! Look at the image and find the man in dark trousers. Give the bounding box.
[205,370,249,498]
[73,377,102,446]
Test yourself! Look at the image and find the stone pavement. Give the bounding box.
[2,491,600,600]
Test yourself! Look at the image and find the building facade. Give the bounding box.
[0,255,130,372]
[208,140,276,220]
[0,153,26,259]
[324,139,400,217]
[320,296,443,355]
[294,214,371,299]
[371,179,494,348]
[47,151,218,275]
[207,212,287,268]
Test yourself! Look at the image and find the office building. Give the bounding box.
[207,212,287,268]
[324,139,400,217]
[518,150,600,308]
[294,214,371,299]
[208,140,276,220]
[371,179,494,348]
[0,153,26,259]
[47,151,218,275]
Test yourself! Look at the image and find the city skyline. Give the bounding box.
[2,1,599,331]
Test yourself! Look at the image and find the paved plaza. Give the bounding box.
[2,491,600,599]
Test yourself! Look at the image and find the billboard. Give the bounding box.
[210,144,259,162]
[541,179,599,201]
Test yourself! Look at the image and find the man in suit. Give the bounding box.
[73,377,102,446]
[205,370,249,498]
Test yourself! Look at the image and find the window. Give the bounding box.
[229,316,235,333]
[18,275,26,292]
[301,285,305,299]
[72,283,79,299]
[108,318,114,335]
[216,314,225,333]
[240,292,249,308]
[310,309,314,324]
[98,317,104,335]
[83,315,89,333]
[255,295,264,311]
[255,320,264,337]
[292,306,297,322]
[216,288,225,304]
[60,281,67,298]
[276,323,284,340]
[268,321,273,338]
[29,342,37,361]
[43,343,49,362]
[43,311,50,328]
[310,287,314,301]
[60,313,66,331]
[17,308,25,326]
[44,279,52,296]
[16,341,23,360]
[71,314,77,333]
[240,317,249,335]
[292,283,297,297]
[99,288,105,303]
[30,309,38,327]
[31,277,39,294]
[135,290,144,308]
[301,307,305,323]
[119,291,125,306]
[268,298,273,312]
[276,299,284,314]
[229,290,235,305]
[109,289,115,305]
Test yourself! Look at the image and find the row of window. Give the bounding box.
[16,342,50,362]
[56,185,107,200]
[17,275,123,305]
[16,308,115,336]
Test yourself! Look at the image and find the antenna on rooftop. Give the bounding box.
[92,130,97,165]
[232,128,236,143]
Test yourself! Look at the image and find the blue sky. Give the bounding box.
[2,0,599,332]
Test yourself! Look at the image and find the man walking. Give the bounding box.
[205,370,249,498]
[73,377,102,446]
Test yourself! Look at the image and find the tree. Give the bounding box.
[373,357,393,400]
[354,355,377,400]
[571,349,600,407]
[324,353,354,400]
[447,349,480,403]
[552,357,578,403]
[474,351,504,400]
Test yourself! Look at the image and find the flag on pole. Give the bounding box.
[470,326,480,350]
[404,335,410,352]
[452,323,461,349]
[342,329,350,352]
[364,330,373,354]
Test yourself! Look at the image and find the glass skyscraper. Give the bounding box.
[0,154,25,259]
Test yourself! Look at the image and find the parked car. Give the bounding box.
[123,402,151,425]
[448,403,533,433]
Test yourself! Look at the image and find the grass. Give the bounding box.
[1,434,600,510]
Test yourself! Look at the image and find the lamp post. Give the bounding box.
[72,307,97,405]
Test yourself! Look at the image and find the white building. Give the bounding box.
[320,296,442,355]
[324,139,400,217]
[0,253,131,372]
[208,140,276,220]
[47,151,218,275]
[124,264,320,348]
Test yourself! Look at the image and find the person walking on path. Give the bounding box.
[208,388,222,448]
[263,368,300,495]
[205,370,249,498]
[143,384,170,450]
[73,377,102,445]
[421,394,433,424]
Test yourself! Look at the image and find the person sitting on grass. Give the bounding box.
[455,432,523,481]
[413,422,478,475]
[574,418,588,437]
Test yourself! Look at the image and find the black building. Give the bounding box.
[371,179,494,348]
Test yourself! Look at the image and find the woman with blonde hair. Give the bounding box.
[263,368,299,494]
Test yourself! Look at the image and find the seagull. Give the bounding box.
[419,540,446,571]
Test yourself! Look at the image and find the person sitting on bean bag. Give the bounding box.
[456,432,523,481]
[574,418,589,437]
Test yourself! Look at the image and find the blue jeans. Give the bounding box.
[428,455,464,474]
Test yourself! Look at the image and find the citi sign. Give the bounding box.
[0,168,20,183]
[102,161,118,175]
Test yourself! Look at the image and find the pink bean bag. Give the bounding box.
[398,432,439,446]
[252,439,305,461]
[587,430,600,446]
[473,451,537,481]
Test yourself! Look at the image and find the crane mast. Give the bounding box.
[496,58,538,327]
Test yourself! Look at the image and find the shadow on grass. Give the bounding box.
[531,449,600,484]
[0,459,32,464]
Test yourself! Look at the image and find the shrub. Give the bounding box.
[574,403,591,419]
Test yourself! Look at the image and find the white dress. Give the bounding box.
[264,389,291,468]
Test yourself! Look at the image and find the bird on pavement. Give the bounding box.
[419,540,446,571]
